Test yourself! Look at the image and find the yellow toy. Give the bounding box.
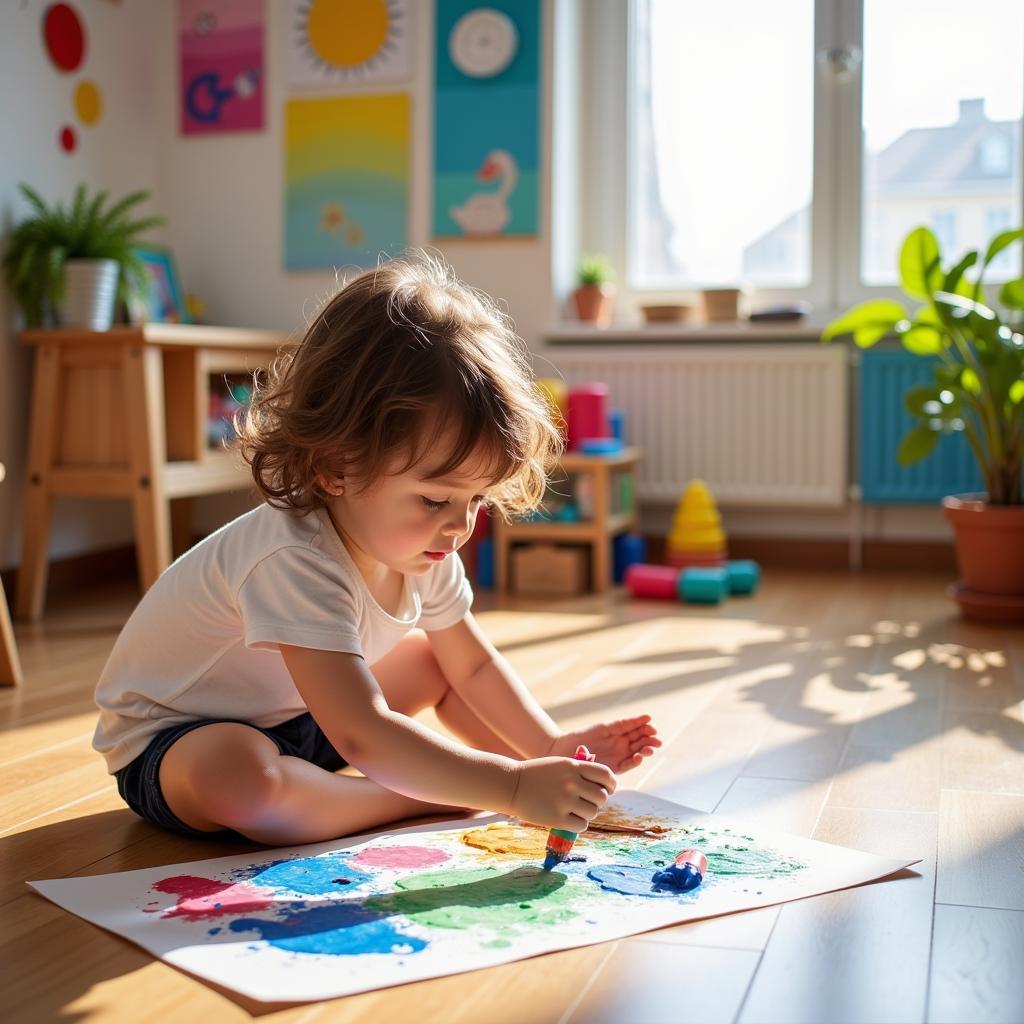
[666,479,726,568]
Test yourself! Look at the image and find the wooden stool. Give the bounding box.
[16,324,288,621]
[1,462,24,686]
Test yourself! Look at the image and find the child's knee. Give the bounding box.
[160,724,283,826]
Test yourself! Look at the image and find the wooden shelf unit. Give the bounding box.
[493,446,643,593]
[16,324,290,620]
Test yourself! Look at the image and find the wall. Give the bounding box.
[0,0,162,568]
[1,0,563,563]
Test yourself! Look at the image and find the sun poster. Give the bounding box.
[286,0,413,87]
[433,0,541,239]
[28,791,916,1004]
[179,0,265,135]
[284,94,409,269]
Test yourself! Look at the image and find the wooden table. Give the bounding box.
[16,324,289,620]
[493,446,643,593]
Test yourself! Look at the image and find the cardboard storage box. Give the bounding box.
[511,543,588,596]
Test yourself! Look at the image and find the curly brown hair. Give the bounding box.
[233,253,563,519]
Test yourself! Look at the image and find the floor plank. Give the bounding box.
[2,570,1023,1022]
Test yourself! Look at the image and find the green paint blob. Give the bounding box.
[588,825,804,879]
[366,866,582,936]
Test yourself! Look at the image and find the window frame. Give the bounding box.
[579,0,1024,320]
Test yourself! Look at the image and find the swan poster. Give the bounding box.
[26,791,916,1003]
[284,94,409,269]
[433,0,540,239]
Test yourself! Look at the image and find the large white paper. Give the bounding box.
[28,791,917,1003]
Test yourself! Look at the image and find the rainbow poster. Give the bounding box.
[27,791,915,1003]
[179,0,265,135]
[284,94,409,269]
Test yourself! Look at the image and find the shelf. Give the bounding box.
[558,447,642,472]
[500,511,636,541]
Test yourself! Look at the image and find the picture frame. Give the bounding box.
[130,245,191,324]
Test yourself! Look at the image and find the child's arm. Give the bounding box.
[279,644,615,831]
[427,613,661,770]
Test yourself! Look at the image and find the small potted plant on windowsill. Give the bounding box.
[573,253,615,327]
[2,183,164,330]
[823,224,1024,621]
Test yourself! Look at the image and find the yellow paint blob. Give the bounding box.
[74,80,102,125]
[306,0,390,69]
[461,824,559,859]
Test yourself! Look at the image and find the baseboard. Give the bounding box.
[0,543,138,601]
[0,532,957,607]
[643,535,956,572]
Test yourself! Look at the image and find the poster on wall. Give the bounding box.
[433,0,540,240]
[286,0,413,88]
[179,0,265,135]
[284,94,409,269]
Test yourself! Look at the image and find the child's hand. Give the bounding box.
[511,756,616,833]
[551,714,661,774]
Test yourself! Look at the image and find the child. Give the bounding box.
[93,254,660,847]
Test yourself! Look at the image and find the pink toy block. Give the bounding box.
[625,563,680,600]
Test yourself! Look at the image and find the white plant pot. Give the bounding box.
[58,258,119,330]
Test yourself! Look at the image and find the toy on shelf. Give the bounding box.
[567,384,609,451]
[536,377,568,438]
[666,479,726,568]
[625,559,761,605]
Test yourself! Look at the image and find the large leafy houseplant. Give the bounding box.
[823,225,1024,505]
[2,183,164,327]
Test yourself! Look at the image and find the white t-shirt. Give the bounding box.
[92,503,473,774]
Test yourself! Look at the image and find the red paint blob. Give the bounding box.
[59,125,76,152]
[152,874,275,920]
[43,3,86,72]
[351,845,451,869]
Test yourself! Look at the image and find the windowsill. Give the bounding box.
[544,321,829,344]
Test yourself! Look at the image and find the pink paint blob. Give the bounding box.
[152,874,275,920]
[350,845,451,870]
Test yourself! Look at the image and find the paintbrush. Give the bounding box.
[542,745,596,871]
[584,821,664,837]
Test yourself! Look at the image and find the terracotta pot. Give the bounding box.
[943,494,1024,622]
[573,284,613,327]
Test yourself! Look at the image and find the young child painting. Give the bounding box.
[93,254,660,847]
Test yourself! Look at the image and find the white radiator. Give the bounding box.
[544,345,848,507]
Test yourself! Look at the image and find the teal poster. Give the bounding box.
[433,0,540,239]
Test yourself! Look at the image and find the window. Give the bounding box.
[597,0,1024,310]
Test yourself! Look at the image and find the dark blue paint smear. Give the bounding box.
[248,854,373,896]
[229,903,428,957]
[587,864,701,899]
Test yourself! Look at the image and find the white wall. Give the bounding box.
[0,0,162,568]
[1,0,562,565]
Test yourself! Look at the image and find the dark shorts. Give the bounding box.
[113,712,347,839]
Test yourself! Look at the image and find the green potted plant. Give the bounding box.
[3,183,164,329]
[823,223,1024,620]
[573,253,615,327]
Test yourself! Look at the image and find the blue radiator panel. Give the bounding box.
[860,349,982,503]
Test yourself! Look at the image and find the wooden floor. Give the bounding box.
[2,569,1023,1023]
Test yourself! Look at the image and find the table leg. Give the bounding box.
[123,345,171,592]
[16,346,61,621]
[0,577,23,686]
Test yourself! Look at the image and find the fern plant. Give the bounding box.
[577,253,614,288]
[2,183,165,327]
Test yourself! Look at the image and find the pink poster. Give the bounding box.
[179,0,264,135]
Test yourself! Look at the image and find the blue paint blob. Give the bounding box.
[249,854,373,896]
[587,864,700,899]
[208,927,221,935]
[229,903,427,957]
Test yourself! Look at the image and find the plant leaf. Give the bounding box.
[999,278,1024,309]
[944,250,978,295]
[822,299,905,347]
[897,423,940,466]
[982,227,1024,268]
[899,227,943,300]
[899,322,944,355]
[1009,380,1024,404]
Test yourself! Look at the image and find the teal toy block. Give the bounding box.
[726,560,761,595]
[678,567,728,604]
